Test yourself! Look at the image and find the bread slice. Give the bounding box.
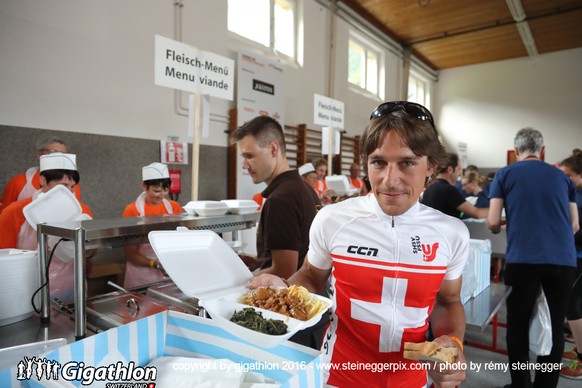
[403,341,458,364]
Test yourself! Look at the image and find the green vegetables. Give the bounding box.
[230,307,288,335]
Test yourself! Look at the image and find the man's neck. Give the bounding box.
[265,160,291,186]
[436,174,453,185]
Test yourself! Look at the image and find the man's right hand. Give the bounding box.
[248,274,287,289]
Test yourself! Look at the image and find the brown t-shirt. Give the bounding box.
[257,169,321,270]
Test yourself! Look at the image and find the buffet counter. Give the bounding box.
[34,212,259,340]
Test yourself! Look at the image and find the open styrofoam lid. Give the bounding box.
[325,175,359,196]
[148,229,253,300]
[23,185,82,231]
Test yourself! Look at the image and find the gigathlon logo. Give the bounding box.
[16,356,157,387]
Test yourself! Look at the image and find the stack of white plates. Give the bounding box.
[220,199,259,214]
[0,249,39,326]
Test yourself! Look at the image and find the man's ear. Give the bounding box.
[38,175,47,188]
[269,141,279,157]
[141,182,148,192]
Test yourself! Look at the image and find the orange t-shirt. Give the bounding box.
[122,200,183,217]
[1,171,82,214]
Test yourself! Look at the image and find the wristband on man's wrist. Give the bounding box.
[449,335,464,351]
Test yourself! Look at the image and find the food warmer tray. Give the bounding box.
[84,291,186,331]
[146,281,200,315]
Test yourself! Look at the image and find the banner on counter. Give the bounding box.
[235,50,285,200]
[314,94,344,129]
[154,35,234,101]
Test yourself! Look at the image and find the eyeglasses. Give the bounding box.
[369,101,435,128]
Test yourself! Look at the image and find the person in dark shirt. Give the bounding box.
[422,152,487,219]
[231,116,321,278]
[231,116,326,351]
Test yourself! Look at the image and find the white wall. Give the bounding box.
[434,47,582,167]
[0,0,387,148]
[3,0,579,169]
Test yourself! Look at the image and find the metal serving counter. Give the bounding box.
[36,212,259,340]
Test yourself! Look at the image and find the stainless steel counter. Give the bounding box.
[36,212,259,340]
[0,308,95,350]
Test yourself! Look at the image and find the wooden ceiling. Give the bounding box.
[342,0,582,70]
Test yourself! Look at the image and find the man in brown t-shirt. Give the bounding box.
[231,116,321,279]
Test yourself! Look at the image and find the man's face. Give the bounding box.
[560,165,582,189]
[367,130,435,216]
[349,164,360,178]
[142,183,169,206]
[304,172,318,187]
[42,175,76,194]
[37,142,67,158]
[451,162,462,182]
[238,135,277,185]
[315,165,327,180]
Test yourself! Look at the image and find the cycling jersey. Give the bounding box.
[308,195,469,387]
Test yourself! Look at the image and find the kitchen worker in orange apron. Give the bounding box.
[0,153,93,303]
[0,136,82,214]
[348,162,368,195]
[122,162,183,289]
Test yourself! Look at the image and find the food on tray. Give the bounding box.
[230,307,288,335]
[241,285,329,321]
[403,341,458,364]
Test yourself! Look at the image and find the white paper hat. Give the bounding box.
[142,162,169,181]
[39,153,77,172]
[298,163,315,176]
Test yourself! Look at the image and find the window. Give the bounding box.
[348,34,382,98]
[408,73,431,108]
[228,0,297,59]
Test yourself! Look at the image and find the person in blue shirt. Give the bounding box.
[487,128,579,388]
[558,149,582,379]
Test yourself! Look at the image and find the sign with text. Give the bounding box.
[313,94,344,129]
[154,35,234,100]
[236,50,285,200]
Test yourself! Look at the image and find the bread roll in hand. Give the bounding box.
[403,341,458,364]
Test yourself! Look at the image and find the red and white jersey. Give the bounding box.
[308,195,469,387]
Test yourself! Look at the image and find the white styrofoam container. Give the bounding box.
[148,229,331,348]
[461,239,492,304]
[0,249,39,327]
[183,200,229,216]
[220,199,259,214]
[22,185,81,230]
[324,175,359,197]
[0,311,323,387]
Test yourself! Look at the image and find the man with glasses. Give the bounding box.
[1,136,82,214]
[250,102,468,387]
[121,162,183,289]
[0,153,93,303]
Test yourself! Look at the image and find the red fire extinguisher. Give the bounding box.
[169,169,181,201]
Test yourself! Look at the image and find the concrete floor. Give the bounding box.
[463,304,581,387]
